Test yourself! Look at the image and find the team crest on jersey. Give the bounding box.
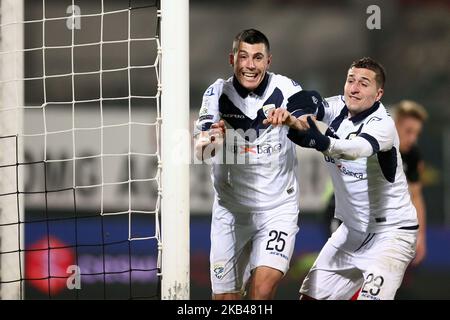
[204,86,215,96]
[262,104,276,118]
[212,263,225,280]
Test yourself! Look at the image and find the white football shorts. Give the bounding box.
[210,200,299,295]
[300,223,417,300]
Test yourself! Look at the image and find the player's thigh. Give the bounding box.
[300,225,363,300]
[210,205,254,294]
[358,230,416,300]
[250,209,299,275]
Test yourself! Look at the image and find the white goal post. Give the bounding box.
[160,0,190,300]
[0,0,24,300]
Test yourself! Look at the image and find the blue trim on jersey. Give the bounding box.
[201,122,213,131]
[329,105,349,132]
[263,87,284,109]
[218,88,284,140]
[349,101,380,123]
[377,147,397,183]
[345,123,364,140]
[359,133,380,154]
[358,133,380,154]
[232,73,270,98]
[354,233,375,252]
[199,114,214,122]
[316,102,325,121]
[325,127,340,139]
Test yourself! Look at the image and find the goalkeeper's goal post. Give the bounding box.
[0,0,189,300]
[0,0,25,300]
[160,0,190,300]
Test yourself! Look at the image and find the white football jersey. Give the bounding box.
[317,95,418,233]
[195,72,302,212]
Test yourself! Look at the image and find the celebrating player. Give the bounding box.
[194,29,307,300]
[266,57,418,300]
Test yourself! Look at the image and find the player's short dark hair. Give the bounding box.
[350,57,386,89]
[232,29,270,54]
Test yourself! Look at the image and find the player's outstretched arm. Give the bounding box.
[194,120,226,161]
[263,108,312,130]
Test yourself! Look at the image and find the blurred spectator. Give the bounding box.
[393,100,428,266]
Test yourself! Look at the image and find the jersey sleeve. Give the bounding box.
[273,74,302,111]
[286,90,326,118]
[358,115,396,154]
[327,136,374,160]
[281,75,303,101]
[194,79,223,136]
[318,95,347,126]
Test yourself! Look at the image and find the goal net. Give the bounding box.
[0,0,189,300]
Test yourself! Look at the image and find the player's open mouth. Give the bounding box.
[243,72,258,80]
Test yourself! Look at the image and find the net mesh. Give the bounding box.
[0,0,162,299]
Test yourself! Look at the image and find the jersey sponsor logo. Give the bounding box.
[221,113,245,119]
[262,104,276,118]
[325,155,365,179]
[337,163,364,179]
[227,142,282,155]
[257,143,282,154]
[212,262,225,280]
[240,146,257,154]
